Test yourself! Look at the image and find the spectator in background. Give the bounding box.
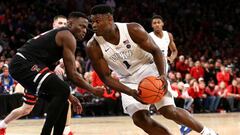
[226,79,240,112]
[216,65,230,87]
[183,73,192,84]
[190,61,205,80]
[204,80,220,112]
[0,61,5,73]
[175,72,182,82]
[176,55,189,78]
[180,83,194,112]
[188,79,206,113]
[214,59,222,73]
[207,59,218,83]
[168,71,177,83]
[91,70,121,115]
[171,82,184,108]
[0,66,14,94]
[216,82,229,112]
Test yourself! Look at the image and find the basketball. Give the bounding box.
[138,76,167,104]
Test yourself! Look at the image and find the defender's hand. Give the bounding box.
[92,86,105,97]
[69,94,82,114]
[54,65,65,75]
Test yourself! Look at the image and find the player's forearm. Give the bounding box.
[170,50,178,61]
[69,72,95,92]
[101,76,132,95]
[152,50,167,76]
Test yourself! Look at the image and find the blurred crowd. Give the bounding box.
[0,0,240,115]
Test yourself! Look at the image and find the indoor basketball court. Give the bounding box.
[5,113,240,135]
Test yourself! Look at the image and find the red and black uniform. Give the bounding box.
[9,27,70,135]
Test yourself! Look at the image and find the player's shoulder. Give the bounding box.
[126,22,146,37]
[57,28,72,35]
[56,28,72,37]
[149,31,154,36]
[86,36,98,48]
[167,31,173,39]
[126,22,144,30]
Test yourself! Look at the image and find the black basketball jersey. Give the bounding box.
[18,27,69,66]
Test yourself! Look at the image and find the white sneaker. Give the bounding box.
[202,128,218,135]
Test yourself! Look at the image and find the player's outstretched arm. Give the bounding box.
[57,30,104,97]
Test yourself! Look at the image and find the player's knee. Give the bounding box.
[20,104,34,115]
[159,105,178,120]
[132,111,151,128]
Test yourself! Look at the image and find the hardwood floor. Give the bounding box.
[5,113,240,135]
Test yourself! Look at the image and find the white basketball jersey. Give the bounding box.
[149,31,170,57]
[149,31,170,72]
[93,23,158,84]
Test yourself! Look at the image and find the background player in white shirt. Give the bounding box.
[87,4,218,135]
[149,15,178,72]
[149,15,193,134]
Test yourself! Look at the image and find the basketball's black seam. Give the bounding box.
[153,91,159,103]
[140,95,158,98]
[139,86,159,94]
[145,77,163,90]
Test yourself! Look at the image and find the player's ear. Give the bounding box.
[67,20,72,28]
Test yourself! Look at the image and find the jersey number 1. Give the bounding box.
[123,61,131,69]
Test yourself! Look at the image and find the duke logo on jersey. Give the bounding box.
[93,22,153,80]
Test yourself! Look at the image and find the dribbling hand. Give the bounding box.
[130,89,148,105]
[158,75,168,90]
[69,94,82,114]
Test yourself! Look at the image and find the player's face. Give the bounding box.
[91,14,111,36]
[53,18,67,29]
[70,17,88,40]
[151,18,164,33]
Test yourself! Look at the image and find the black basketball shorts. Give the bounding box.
[9,53,54,104]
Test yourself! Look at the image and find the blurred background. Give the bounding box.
[0,0,240,119]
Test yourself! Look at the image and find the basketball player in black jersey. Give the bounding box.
[87,5,218,135]
[0,12,104,135]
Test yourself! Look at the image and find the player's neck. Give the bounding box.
[103,24,120,45]
[154,31,163,38]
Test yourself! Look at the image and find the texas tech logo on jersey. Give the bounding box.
[31,65,40,72]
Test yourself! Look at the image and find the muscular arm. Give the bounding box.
[128,23,167,76]
[86,38,134,96]
[168,32,178,63]
[57,31,95,92]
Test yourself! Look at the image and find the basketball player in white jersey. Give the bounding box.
[87,5,218,135]
[149,15,178,72]
[149,15,193,135]
[150,14,190,134]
